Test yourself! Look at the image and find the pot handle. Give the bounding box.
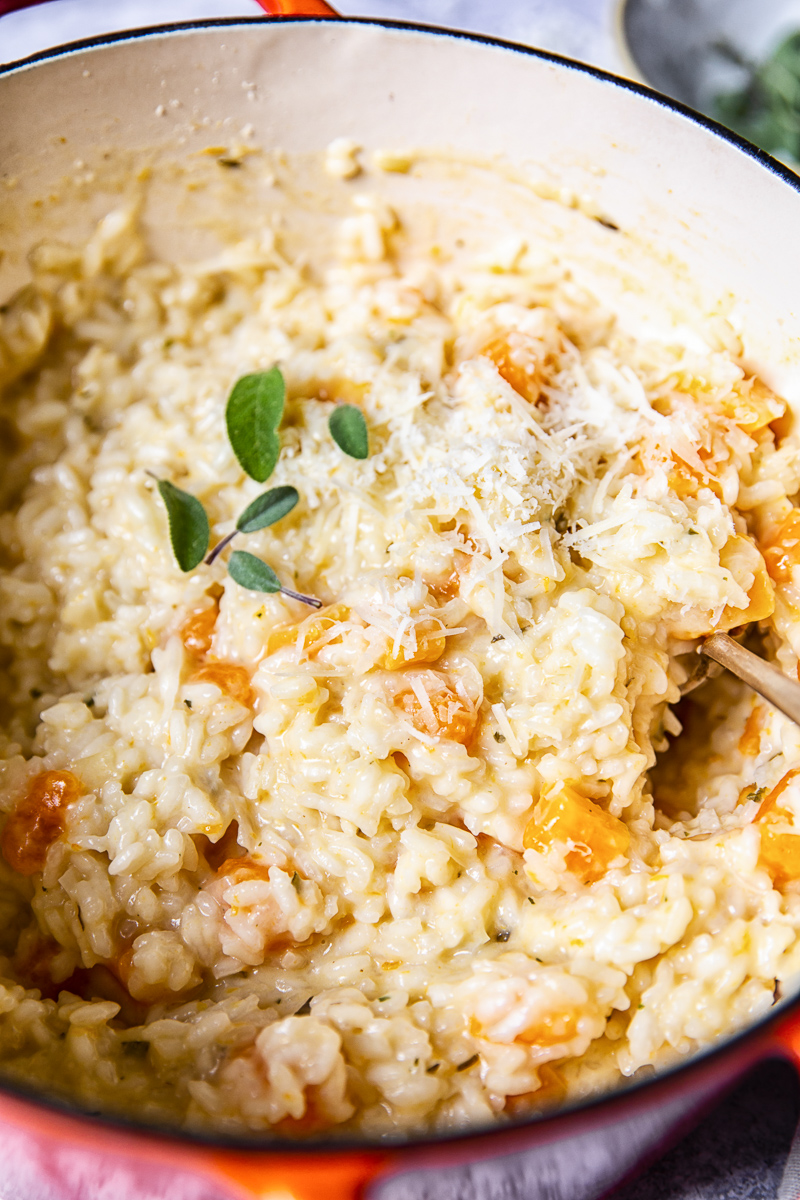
[256,0,339,12]
[0,0,339,19]
[205,1148,393,1200]
[770,1007,800,1067]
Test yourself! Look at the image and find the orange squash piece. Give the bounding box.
[759,827,800,888]
[472,1003,580,1048]
[482,333,543,404]
[266,604,349,656]
[668,458,724,501]
[716,535,774,629]
[523,785,630,884]
[516,1009,581,1047]
[756,768,800,822]
[755,767,800,886]
[1,770,81,875]
[382,619,446,670]
[738,705,763,758]
[396,677,477,743]
[181,605,218,658]
[720,377,784,433]
[427,569,460,601]
[666,532,772,636]
[763,510,800,584]
[193,662,254,708]
[214,855,272,886]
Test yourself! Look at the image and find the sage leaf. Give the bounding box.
[157,480,209,572]
[226,368,285,483]
[228,550,281,593]
[329,404,369,459]
[236,485,299,534]
[228,550,322,608]
[206,486,300,566]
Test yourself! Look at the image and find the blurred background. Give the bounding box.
[0,0,621,69]
[6,0,800,165]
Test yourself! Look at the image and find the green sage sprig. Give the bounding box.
[157,367,370,604]
[158,479,315,604]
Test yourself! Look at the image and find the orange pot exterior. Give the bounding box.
[0,1083,394,1200]
[255,0,339,16]
[0,0,337,16]
[209,1149,392,1200]
[770,1006,800,1069]
[0,1005,792,1200]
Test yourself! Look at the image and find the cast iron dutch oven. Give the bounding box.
[3,2,800,1196]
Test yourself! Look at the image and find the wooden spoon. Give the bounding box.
[699,632,800,726]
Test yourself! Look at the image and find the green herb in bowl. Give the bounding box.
[715,31,800,163]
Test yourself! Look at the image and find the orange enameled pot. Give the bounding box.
[5,2,800,1197]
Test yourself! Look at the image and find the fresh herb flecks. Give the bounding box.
[329,404,369,459]
[456,1053,479,1072]
[226,368,286,483]
[228,550,321,607]
[157,480,209,571]
[205,485,299,565]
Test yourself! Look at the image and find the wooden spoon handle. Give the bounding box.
[702,632,800,727]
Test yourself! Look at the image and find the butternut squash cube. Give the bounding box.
[381,619,446,669]
[759,825,800,888]
[266,604,349,656]
[718,535,775,628]
[720,377,784,433]
[482,333,543,404]
[763,510,800,584]
[523,786,630,884]
[396,676,477,742]
[756,766,800,887]
[193,663,254,708]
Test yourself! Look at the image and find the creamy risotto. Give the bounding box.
[2,160,800,1138]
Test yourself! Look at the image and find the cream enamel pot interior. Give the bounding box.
[5,8,800,1200]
